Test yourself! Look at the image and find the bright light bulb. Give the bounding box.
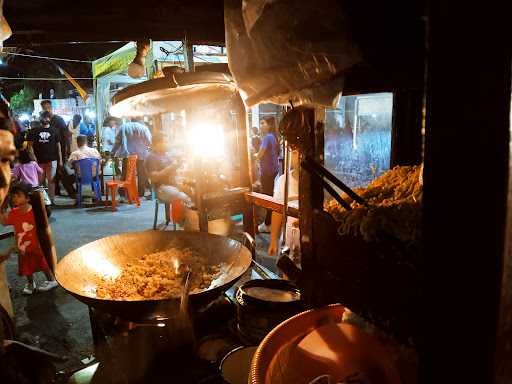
[186,123,225,158]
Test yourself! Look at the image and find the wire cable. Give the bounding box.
[0,77,94,81]
[2,52,93,63]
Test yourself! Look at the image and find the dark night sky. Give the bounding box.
[0,42,125,98]
[0,0,224,98]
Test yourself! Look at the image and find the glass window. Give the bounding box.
[325,92,393,188]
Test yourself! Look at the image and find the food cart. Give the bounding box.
[53,67,289,383]
[1,1,510,383]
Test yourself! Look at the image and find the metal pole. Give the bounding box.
[183,37,194,72]
[282,142,290,247]
[234,95,255,237]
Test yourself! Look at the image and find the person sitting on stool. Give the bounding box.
[144,132,193,216]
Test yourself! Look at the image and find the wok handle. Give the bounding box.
[30,190,57,273]
[241,232,256,260]
[303,156,366,205]
[241,232,276,280]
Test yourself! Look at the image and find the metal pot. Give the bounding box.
[236,279,302,343]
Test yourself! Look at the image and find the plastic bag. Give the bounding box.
[225,0,362,107]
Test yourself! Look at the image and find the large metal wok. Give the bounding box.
[55,231,252,321]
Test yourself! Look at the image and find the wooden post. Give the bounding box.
[299,108,325,306]
[234,96,255,236]
[422,1,511,382]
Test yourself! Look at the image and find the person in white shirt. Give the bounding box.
[68,135,101,165]
[101,117,118,154]
[268,150,300,262]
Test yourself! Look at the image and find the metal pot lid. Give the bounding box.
[110,71,238,117]
[238,279,301,304]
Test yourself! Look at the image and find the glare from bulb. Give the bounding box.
[186,123,225,158]
[83,251,120,280]
[19,113,30,121]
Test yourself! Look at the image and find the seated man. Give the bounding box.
[144,132,192,207]
[68,135,101,164]
[67,135,101,177]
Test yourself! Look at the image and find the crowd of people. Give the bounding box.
[11,102,159,205]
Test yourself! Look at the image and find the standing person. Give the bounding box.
[267,150,300,263]
[255,116,280,233]
[112,117,152,198]
[101,117,118,155]
[12,149,53,217]
[68,114,83,153]
[11,149,42,187]
[0,182,58,294]
[251,126,262,153]
[250,126,262,185]
[83,115,96,148]
[40,100,68,195]
[27,112,62,204]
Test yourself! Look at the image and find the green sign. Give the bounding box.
[92,44,136,78]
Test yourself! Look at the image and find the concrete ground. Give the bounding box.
[3,194,276,375]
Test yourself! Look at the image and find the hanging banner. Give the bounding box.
[56,66,89,102]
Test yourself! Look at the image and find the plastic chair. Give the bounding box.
[152,185,171,230]
[74,158,102,207]
[151,184,184,230]
[105,154,140,211]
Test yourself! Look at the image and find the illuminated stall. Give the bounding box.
[110,70,253,234]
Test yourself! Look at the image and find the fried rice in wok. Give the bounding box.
[96,248,223,300]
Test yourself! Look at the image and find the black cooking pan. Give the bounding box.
[55,231,252,321]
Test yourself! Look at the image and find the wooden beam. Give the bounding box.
[244,192,299,218]
[233,96,255,237]
[299,108,325,306]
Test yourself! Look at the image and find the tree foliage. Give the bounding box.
[10,85,36,113]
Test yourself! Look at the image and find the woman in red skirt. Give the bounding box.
[1,182,58,294]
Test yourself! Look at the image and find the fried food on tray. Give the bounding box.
[96,248,222,300]
[326,165,422,243]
